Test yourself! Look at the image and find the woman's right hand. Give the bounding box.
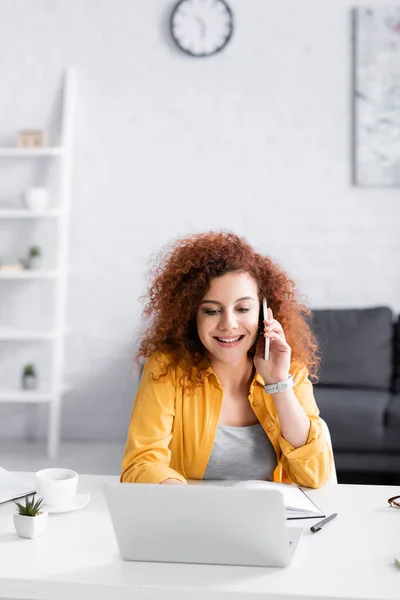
[160,478,185,485]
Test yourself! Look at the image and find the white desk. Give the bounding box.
[0,473,399,600]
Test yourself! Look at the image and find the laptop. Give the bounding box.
[104,483,303,568]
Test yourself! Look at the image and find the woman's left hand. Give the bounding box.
[253,307,291,385]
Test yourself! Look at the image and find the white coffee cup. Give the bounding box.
[35,468,78,508]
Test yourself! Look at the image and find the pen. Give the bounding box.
[310,512,337,533]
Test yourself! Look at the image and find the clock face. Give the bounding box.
[170,0,234,57]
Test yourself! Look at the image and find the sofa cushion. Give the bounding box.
[310,307,393,390]
[393,316,400,394]
[385,395,400,451]
[313,386,391,451]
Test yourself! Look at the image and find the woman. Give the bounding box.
[121,231,332,488]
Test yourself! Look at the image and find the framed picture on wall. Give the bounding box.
[352,6,400,187]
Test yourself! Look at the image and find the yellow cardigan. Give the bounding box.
[121,351,332,488]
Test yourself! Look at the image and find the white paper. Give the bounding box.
[231,480,324,519]
[0,467,35,504]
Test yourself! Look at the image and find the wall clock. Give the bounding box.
[170,0,234,58]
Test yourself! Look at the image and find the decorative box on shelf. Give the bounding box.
[18,129,47,148]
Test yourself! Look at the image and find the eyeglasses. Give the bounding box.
[387,495,400,508]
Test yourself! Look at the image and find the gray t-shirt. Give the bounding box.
[203,423,277,481]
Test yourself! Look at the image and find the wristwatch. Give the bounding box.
[264,375,295,394]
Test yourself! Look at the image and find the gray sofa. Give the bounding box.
[309,306,400,474]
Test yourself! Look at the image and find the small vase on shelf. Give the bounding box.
[23,187,49,212]
[22,365,38,390]
[25,246,41,270]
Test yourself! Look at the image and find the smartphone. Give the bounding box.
[262,297,270,361]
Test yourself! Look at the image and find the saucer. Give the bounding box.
[43,493,90,514]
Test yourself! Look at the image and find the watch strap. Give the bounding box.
[264,374,294,394]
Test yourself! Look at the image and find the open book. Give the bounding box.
[0,467,35,504]
[232,480,325,520]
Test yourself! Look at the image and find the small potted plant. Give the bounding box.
[26,246,41,270]
[13,495,48,539]
[22,364,37,390]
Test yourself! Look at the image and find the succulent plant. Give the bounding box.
[14,494,44,517]
[29,246,41,257]
[23,364,36,377]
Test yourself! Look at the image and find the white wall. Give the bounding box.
[0,0,399,440]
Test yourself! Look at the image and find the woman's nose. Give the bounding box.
[218,311,238,331]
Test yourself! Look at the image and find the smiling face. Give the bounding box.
[196,272,260,366]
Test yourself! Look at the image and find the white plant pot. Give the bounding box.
[22,375,37,390]
[27,256,41,270]
[24,187,49,212]
[13,512,48,539]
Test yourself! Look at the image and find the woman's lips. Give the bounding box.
[214,335,245,348]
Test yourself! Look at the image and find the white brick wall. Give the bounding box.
[0,0,398,440]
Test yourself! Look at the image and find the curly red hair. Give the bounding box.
[136,231,319,384]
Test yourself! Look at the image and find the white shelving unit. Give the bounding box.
[0,67,77,457]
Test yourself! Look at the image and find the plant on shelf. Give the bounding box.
[22,364,37,390]
[25,245,42,270]
[13,494,48,539]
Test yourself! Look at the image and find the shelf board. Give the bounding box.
[0,328,61,341]
[0,147,63,158]
[0,385,71,403]
[0,209,60,219]
[0,270,59,280]
[0,389,53,403]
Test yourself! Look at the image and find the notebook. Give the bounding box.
[0,467,35,504]
[232,480,325,520]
